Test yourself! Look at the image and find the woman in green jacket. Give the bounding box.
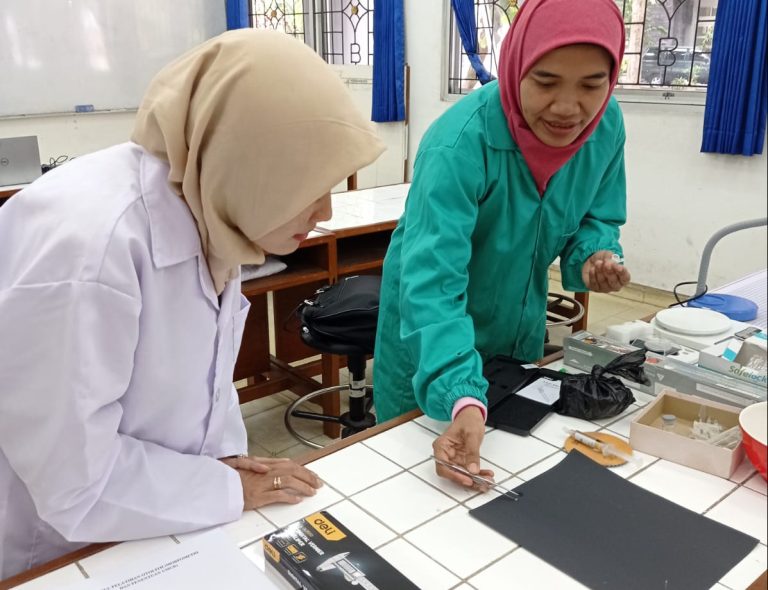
[374,0,631,488]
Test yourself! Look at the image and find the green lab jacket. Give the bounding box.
[373,81,626,423]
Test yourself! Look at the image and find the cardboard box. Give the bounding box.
[263,511,419,590]
[629,389,745,478]
[698,332,768,387]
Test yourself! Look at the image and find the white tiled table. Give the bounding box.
[6,361,767,590]
[320,183,409,233]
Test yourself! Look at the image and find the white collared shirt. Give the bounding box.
[0,143,249,579]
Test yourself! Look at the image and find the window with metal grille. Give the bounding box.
[250,1,373,66]
[447,0,718,97]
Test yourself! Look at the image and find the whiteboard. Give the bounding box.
[0,0,226,117]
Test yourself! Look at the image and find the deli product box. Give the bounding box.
[263,511,419,590]
[629,389,745,478]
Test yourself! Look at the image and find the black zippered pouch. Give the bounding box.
[483,355,564,436]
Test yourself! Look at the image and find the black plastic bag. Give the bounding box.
[299,274,381,352]
[554,350,642,420]
[602,348,651,386]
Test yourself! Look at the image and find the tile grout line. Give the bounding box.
[320,439,500,583]
[251,427,748,587]
[385,448,546,582]
[460,545,523,586]
[327,464,472,583]
[74,561,89,579]
[374,533,465,585]
[701,479,758,517]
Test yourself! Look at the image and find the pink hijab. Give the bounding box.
[498,0,625,195]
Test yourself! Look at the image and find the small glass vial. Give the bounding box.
[661,414,677,433]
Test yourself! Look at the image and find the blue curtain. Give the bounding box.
[451,0,495,85]
[226,0,250,30]
[372,0,406,122]
[701,0,767,155]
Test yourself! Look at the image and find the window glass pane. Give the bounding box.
[316,0,373,65]
[448,0,520,95]
[250,0,373,66]
[251,1,308,43]
[448,0,717,95]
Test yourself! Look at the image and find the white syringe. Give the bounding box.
[565,428,640,465]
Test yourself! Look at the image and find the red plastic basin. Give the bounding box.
[739,401,767,480]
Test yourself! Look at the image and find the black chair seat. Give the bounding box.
[300,327,372,357]
[286,278,380,448]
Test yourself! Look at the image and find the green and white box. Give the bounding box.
[698,332,767,387]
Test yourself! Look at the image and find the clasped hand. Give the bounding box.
[220,456,323,509]
[581,250,631,293]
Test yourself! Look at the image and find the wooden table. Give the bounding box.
[235,231,337,404]
[0,185,27,205]
[3,352,766,590]
[233,184,410,438]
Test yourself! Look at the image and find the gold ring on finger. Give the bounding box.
[273,475,282,490]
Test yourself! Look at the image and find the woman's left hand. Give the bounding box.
[220,455,296,473]
[220,456,323,509]
[581,250,631,293]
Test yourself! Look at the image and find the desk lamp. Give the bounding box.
[686,217,767,321]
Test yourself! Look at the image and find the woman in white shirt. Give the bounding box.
[0,29,384,580]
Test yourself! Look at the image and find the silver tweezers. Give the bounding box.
[432,456,522,500]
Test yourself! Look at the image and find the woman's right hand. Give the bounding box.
[234,457,324,509]
[432,406,494,489]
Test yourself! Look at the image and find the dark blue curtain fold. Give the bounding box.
[226,0,250,30]
[451,0,495,85]
[372,0,406,122]
[701,0,767,156]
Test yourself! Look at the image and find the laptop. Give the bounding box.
[0,136,42,187]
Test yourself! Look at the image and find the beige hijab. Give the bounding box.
[132,29,385,294]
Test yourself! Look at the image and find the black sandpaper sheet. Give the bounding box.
[470,451,758,590]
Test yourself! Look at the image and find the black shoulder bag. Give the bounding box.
[299,274,382,352]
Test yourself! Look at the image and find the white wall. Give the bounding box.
[0,67,406,191]
[404,0,767,293]
[0,112,136,165]
[621,102,767,291]
[332,66,407,189]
